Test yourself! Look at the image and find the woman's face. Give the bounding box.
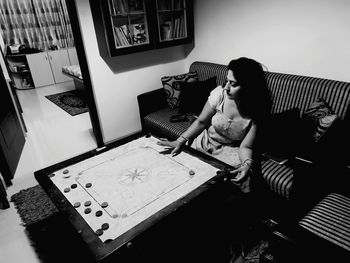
[223,70,241,100]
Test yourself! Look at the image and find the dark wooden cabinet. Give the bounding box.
[98,0,193,56]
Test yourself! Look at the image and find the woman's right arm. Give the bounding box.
[157,101,216,156]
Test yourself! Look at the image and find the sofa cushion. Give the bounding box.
[261,158,294,200]
[178,76,217,116]
[144,108,194,140]
[262,109,315,159]
[303,98,339,142]
[299,193,350,252]
[161,72,198,109]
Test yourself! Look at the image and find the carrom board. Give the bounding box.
[48,136,219,243]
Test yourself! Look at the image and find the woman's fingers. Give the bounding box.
[229,168,245,182]
[156,139,183,156]
[157,138,169,146]
[171,146,181,156]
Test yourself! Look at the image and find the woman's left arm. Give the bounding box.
[230,124,257,183]
[239,123,257,163]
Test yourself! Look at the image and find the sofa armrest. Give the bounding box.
[137,88,168,129]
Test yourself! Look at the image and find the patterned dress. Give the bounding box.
[191,86,252,166]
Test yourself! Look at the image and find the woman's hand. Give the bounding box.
[156,138,184,156]
[230,163,251,183]
[228,163,252,193]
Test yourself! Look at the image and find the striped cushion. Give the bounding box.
[189,61,227,87]
[261,159,294,200]
[144,108,193,140]
[299,193,350,251]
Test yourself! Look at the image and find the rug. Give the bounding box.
[45,90,88,116]
[11,185,269,262]
[11,185,95,263]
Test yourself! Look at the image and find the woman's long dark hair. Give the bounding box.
[227,57,272,124]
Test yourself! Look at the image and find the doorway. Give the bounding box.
[0,0,103,184]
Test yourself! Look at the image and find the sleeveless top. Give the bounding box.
[207,86,252,145]
[191,86,252,166]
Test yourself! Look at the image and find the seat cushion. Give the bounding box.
[261,159,294,200]
[299,193,350,251]
[144,108,193,140]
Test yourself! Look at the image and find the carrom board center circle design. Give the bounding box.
[118,167,150,185]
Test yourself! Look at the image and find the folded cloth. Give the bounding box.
[62,65,82,79]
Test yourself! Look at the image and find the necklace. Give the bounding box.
[224,119,233,131]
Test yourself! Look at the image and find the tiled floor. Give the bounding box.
[0,81,97,263]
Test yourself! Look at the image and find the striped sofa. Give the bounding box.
[299,193,350,254]
[137,61,350,202]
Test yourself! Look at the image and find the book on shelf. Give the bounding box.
[173,17,183,38]
[120,24,131,43]
[114,26,131,47]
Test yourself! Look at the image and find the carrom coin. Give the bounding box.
[101,223,109,230]
[101,202,108,208]
[62,169,70,178]
[95,210,103,217]
[95,229,103,236]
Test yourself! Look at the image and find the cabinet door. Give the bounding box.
[0,70,25,186]
[154,0,193,48]
[48,50,71,83]
[67,47,79,66]
[101,0,154,56]
[26,53,55,87]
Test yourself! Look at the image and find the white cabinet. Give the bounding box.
[67,47,79,65]
[48,50,71,83]
[26,52,55,87]
[26,49,73,88]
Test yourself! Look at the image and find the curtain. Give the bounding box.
[32,0,74,50]
[0,0,74,51]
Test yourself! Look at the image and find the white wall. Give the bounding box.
[76,0,350,144]
[186,0,350,82]
[75,0,189,143]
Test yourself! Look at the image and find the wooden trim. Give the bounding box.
[65,0,104,148]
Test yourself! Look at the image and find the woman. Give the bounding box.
[157,57,271,192]
[157,57,272,262]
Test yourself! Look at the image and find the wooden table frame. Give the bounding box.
[34,132,234,262]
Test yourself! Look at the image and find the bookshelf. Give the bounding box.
[98,0,193,56]
[6,54,34,90]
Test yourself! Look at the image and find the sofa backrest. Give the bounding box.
[190,61,350,120]
[265,72,350,119]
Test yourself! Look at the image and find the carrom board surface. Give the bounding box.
[49,136,219,242]
[76,146,193,218]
